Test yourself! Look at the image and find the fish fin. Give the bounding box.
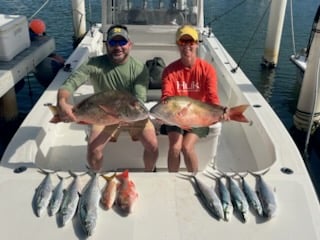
[228,105,250,123]
[49,115,61,123]
[176,103,192,117]
[117,169,129,179]
[98,105,119,118]
[77,121,90,125]
[102,172,117,182]
[44,104,61,123]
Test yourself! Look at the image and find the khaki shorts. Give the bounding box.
[91,118,154,142]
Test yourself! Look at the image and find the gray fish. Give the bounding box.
[48,90,149,125]
[59,172,81,226]
[239,174,263,217]
[48,175,65,216]
[227,175,249,222]
[251,171,277,218]
[191,175,224,220]
[216,176,233,221]
[78,172,101,236]
[33,169,54,217]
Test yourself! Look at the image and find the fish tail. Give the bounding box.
[102,172,117,182]
[44,103,61,123]
[117,169,129,179]
[228,105,250,123]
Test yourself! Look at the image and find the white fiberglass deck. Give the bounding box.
[0,169,319,240]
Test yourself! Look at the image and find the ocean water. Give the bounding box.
[1,0,320,192]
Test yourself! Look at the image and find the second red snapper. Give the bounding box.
[150,96,250,130]
[116,169,138,214]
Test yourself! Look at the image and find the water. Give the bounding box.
[1,0,319,192]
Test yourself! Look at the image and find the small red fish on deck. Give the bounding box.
[100,173,118,210]
[116,169,139,214]
[150,96,250,130]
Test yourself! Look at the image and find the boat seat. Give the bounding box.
[128,9,148,24]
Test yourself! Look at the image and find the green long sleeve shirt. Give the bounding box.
[60,55,149,102]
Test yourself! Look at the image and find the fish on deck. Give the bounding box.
[46,90,149,126]
[226,175,249,223]
[238,173,263,217]
[78,172,101,236]
[149,96,250,130]
[100,172,118,210]
[250,170,277,219]
[59,171,81,227]
[48,174,65,216]
[32,169,55,217]
[116,169,139,214]
[216,176,233,222]
[190,174,224,220]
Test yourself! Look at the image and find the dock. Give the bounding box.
[0,36,55,120]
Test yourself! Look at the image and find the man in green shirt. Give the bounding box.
[57,24,158,172]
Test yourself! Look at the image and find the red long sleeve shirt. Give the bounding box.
[161,58,220,105]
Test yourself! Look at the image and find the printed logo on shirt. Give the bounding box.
[177,80,200,92]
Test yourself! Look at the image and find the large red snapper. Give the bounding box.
[116,169,138,214]
[150,96,249,130]
[47,90,149,125]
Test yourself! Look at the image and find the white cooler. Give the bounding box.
[0,14,30,61]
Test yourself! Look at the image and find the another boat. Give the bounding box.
[291,5,320,136]
[1,0,320,239]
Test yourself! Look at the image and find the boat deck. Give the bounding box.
[0,167,319,240]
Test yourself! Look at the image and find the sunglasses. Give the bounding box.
[108,39,128,47]
[177,39,198,46]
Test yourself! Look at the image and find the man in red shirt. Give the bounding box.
[161,25,220,172]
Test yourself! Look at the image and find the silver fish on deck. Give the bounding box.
[239,174,263,217]
[48,175,65,216]
[59,172,81,226]
[250,171,277,219]
[191,175,224,220]
[227,175,249,222]
[78,172,101,236]
[47,90,149,125]
[216,176,233,221]
[150,96,250,130]
[33,169,54,217]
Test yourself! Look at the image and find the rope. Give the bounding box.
[289,0,296,55]
[28,0,51,21]
[231,0,271,73]
[206,0,247,27]
[87,0,94,27]
[303,49,320,159]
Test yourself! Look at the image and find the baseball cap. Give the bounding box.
[107,25,129,41]
[176,25,199,42]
